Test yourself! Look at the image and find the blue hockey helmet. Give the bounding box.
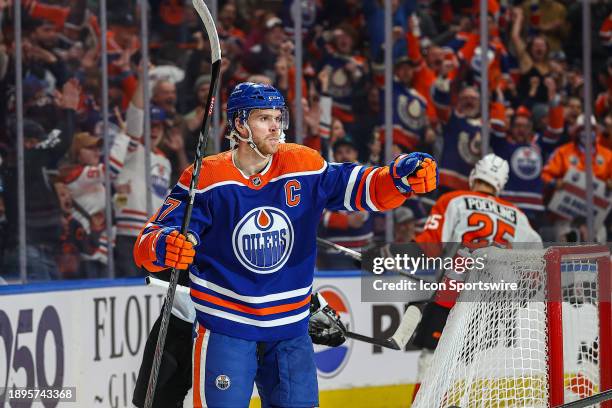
[226,82,289,132]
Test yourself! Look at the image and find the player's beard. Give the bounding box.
[256,135,281,155]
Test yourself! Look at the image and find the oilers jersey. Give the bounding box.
[491,136,545,215]
[321,53,367,123]
[432,81,507,192]
[377,82,428,151]
[490,105,565,217]
[437,112,482,191]
[135,144,408,341]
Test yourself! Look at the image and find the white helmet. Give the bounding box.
[468,153,509,195]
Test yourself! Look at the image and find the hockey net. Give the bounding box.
[412,245,611,408]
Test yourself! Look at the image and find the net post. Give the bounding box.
[545,247,564,407]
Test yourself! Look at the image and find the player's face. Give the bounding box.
[247,109,283,155]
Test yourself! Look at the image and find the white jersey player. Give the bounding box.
[410,153,542,401]
[416,153,541,251]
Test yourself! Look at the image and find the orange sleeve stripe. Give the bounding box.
[490,101,507,127]
[193,325,205,408]
[109,156,124,168]
[406,31,422,62]
[548,105,564,131]
[61,165,84,184]
[354,167,375,211]
[133,215,166,273]
[542,144,568,183]
[327,212,349,229]
[370,166,408,210]
[190,290,311,316]
[30,2,70,27]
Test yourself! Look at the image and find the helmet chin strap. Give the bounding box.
[232,122,270,160]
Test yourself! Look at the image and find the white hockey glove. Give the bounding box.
[309,292,347,347]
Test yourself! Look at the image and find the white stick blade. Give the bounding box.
[391,305,422,348]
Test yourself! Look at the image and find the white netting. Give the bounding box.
[412,247,601,408]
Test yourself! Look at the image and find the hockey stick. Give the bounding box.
[316,237,362,261]
[344,305,422,350]
[316,238,434,348]
[143,1,220,407]
[316,237,434,283]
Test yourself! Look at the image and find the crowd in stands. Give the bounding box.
[0,0,611,281]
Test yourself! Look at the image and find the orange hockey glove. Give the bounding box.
[406,158,438,194]
[152,228,196,270]
[390,153,439,194]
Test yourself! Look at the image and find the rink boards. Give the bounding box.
[0,273,420,407]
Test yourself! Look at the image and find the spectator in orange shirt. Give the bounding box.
[542,115,612,192]
[218,3,246,41]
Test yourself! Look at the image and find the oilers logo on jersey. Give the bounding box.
[510,146,542,180]
[232,207,294,274]
[398,94,426,130]
[458,128,482,165]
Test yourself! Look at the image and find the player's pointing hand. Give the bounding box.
[153,228,196,270]
[389,152,439,194]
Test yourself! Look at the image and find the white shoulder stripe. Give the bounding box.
[268,161,328,183]
[194,304,310,327]
[190,272,312,304]
[344,166,362,211]
[176,180,245,194]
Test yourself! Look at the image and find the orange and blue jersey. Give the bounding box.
[490,105,564,217]
[435,111,482,191]
[320,53,367,124]
[444,31,510,90]
[377,82,429,151]
[134,144,409,341]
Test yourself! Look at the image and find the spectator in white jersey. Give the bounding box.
[58,132,109,278]
[113,68,172,278]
